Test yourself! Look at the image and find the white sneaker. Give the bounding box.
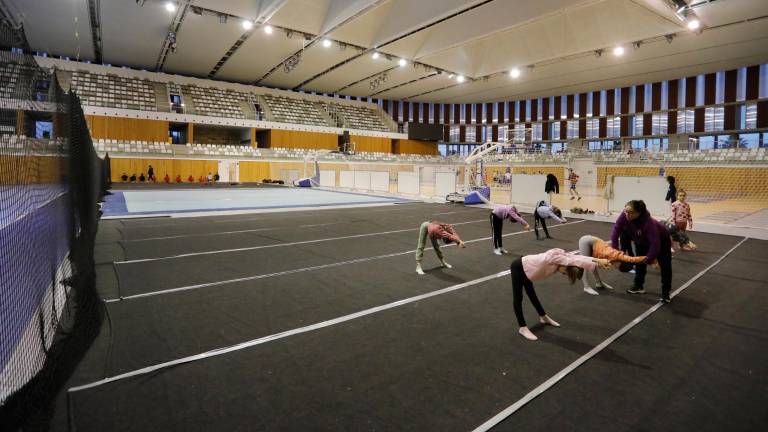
[500,248,509,254]
[519,327,538,341]
[629,269,636,274]
[416,265,425,275]
[596,282,614,290]
[441,261,453,269]
[583,286,599,295]
[539,315,561,327]
[493,248,503,255]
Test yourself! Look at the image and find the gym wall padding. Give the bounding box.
[370,171,390,192]
[86,115,169,143]
[609,176,669,217]
[509,174,549,207]
[110,158,217,181]
[397,171,420,195]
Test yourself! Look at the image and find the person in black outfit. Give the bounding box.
[148,165,155,182]
[139,173,146,182]
[665,176,677,203]
[121,172,128,182]
[545,173,559,194]
[129,173,137,182]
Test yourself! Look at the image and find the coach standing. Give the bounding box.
[611,200,673,303]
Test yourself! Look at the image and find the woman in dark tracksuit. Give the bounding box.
[610,200,673,303]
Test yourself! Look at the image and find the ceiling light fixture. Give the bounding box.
[398,58,407,67]
[372,52,379,59]
[447,73,454,79]
[242,20,253,30]
[687,19,700,30]
[264,25,273,34]
[456,75,465,83]
[613,46,624,56]
[322,38,332,48]
[509,68,521,78]
[165,2,176,12]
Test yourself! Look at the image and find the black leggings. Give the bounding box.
[511,257,546,327]
[490,213,504,248]
[633,235,673,297]
[534,212,550,239]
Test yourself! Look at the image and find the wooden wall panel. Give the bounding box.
[110,158,217,182]
[351,135,392,153]
[651,82,661,111]
[542,98,549,121]
[746,65,760,100]
[86,115,169,142]
[531,99,539,121]
[685,77,696,107]
[392,139,438,155]
[267,130,338,150]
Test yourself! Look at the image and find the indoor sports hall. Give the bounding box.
[1,1,767,431]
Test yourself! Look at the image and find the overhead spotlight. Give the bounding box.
[456,75,465,83]
[219,14,227,24]
[665,34,675,44]
[613,46,624,56]
[632,41,642,50]
[385,54,393,61]
[594,49,603,58]
[509,68,521,78]
[242,20,253,30]
[398,58,407,67]
[286,30,293,39]
[447,73,454,79]
[191,6,202,15]
[687,19,700,30]
[165,2,176,12]
[372,51,379,59]
[263,25,273,35]
[339,42,347,51]
[322,38,332,48]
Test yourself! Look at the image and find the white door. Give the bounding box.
[370,171,390,192]
[218,160,230,182]
[398,171,419,195]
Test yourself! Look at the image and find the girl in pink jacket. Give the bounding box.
[490,204,531,255]
[511,249,610,340]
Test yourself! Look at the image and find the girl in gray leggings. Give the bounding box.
[577,234,647,295]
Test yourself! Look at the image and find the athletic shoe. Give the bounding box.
[499,248,509,254]
[578,197,582,201]
[626,286,646,294]
[493,248,503,255]
[659,295,671,303]
[596,282,614,290]
[629,269,636,274]
[583,286,599,295]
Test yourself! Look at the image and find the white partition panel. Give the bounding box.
[510,174,548,206]
[217,160,230,182]
[398,171,420,195]
[319,170,336,187]
[354,171,371,190]
[339,171,355,188]
[609,176,669,217]
[435,171,457,198]
[370,171,389,192]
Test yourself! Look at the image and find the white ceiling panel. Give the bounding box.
[419,19,768,102]
[342,64,432,97]
[328,1,394,47]
[259,42,359,89]
[269,0,333,35]
[215,31,307,83]
[10,0,95,60]
[376,73,458,100]
[693,0,768,28]
[307,54,399,93]
[191,0,285,20]
[164,13,245,77]
[100,0,174,69]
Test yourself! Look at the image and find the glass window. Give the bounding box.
[736,67,746,101]
[661,81,669,110]
[566,120,579,139]
[679,109,695,133]
[449,125,460,143]
[551,122,561,140]
[633,115,643,136]
[745,103,757,129]
[498,125,508,142]
[532,123,542,141]
[651,112,667,135]
[586,118,599,138]
[704,107,724,132]
[466,126,476,143]
[607,116,620,137]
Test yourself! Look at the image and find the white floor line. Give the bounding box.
[471,236,749,432]
[122,222,345,242]
[115,219,489,264]
[105,221,585,302]
[72,270,512,393]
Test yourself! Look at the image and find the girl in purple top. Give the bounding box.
[490,204,531,255]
